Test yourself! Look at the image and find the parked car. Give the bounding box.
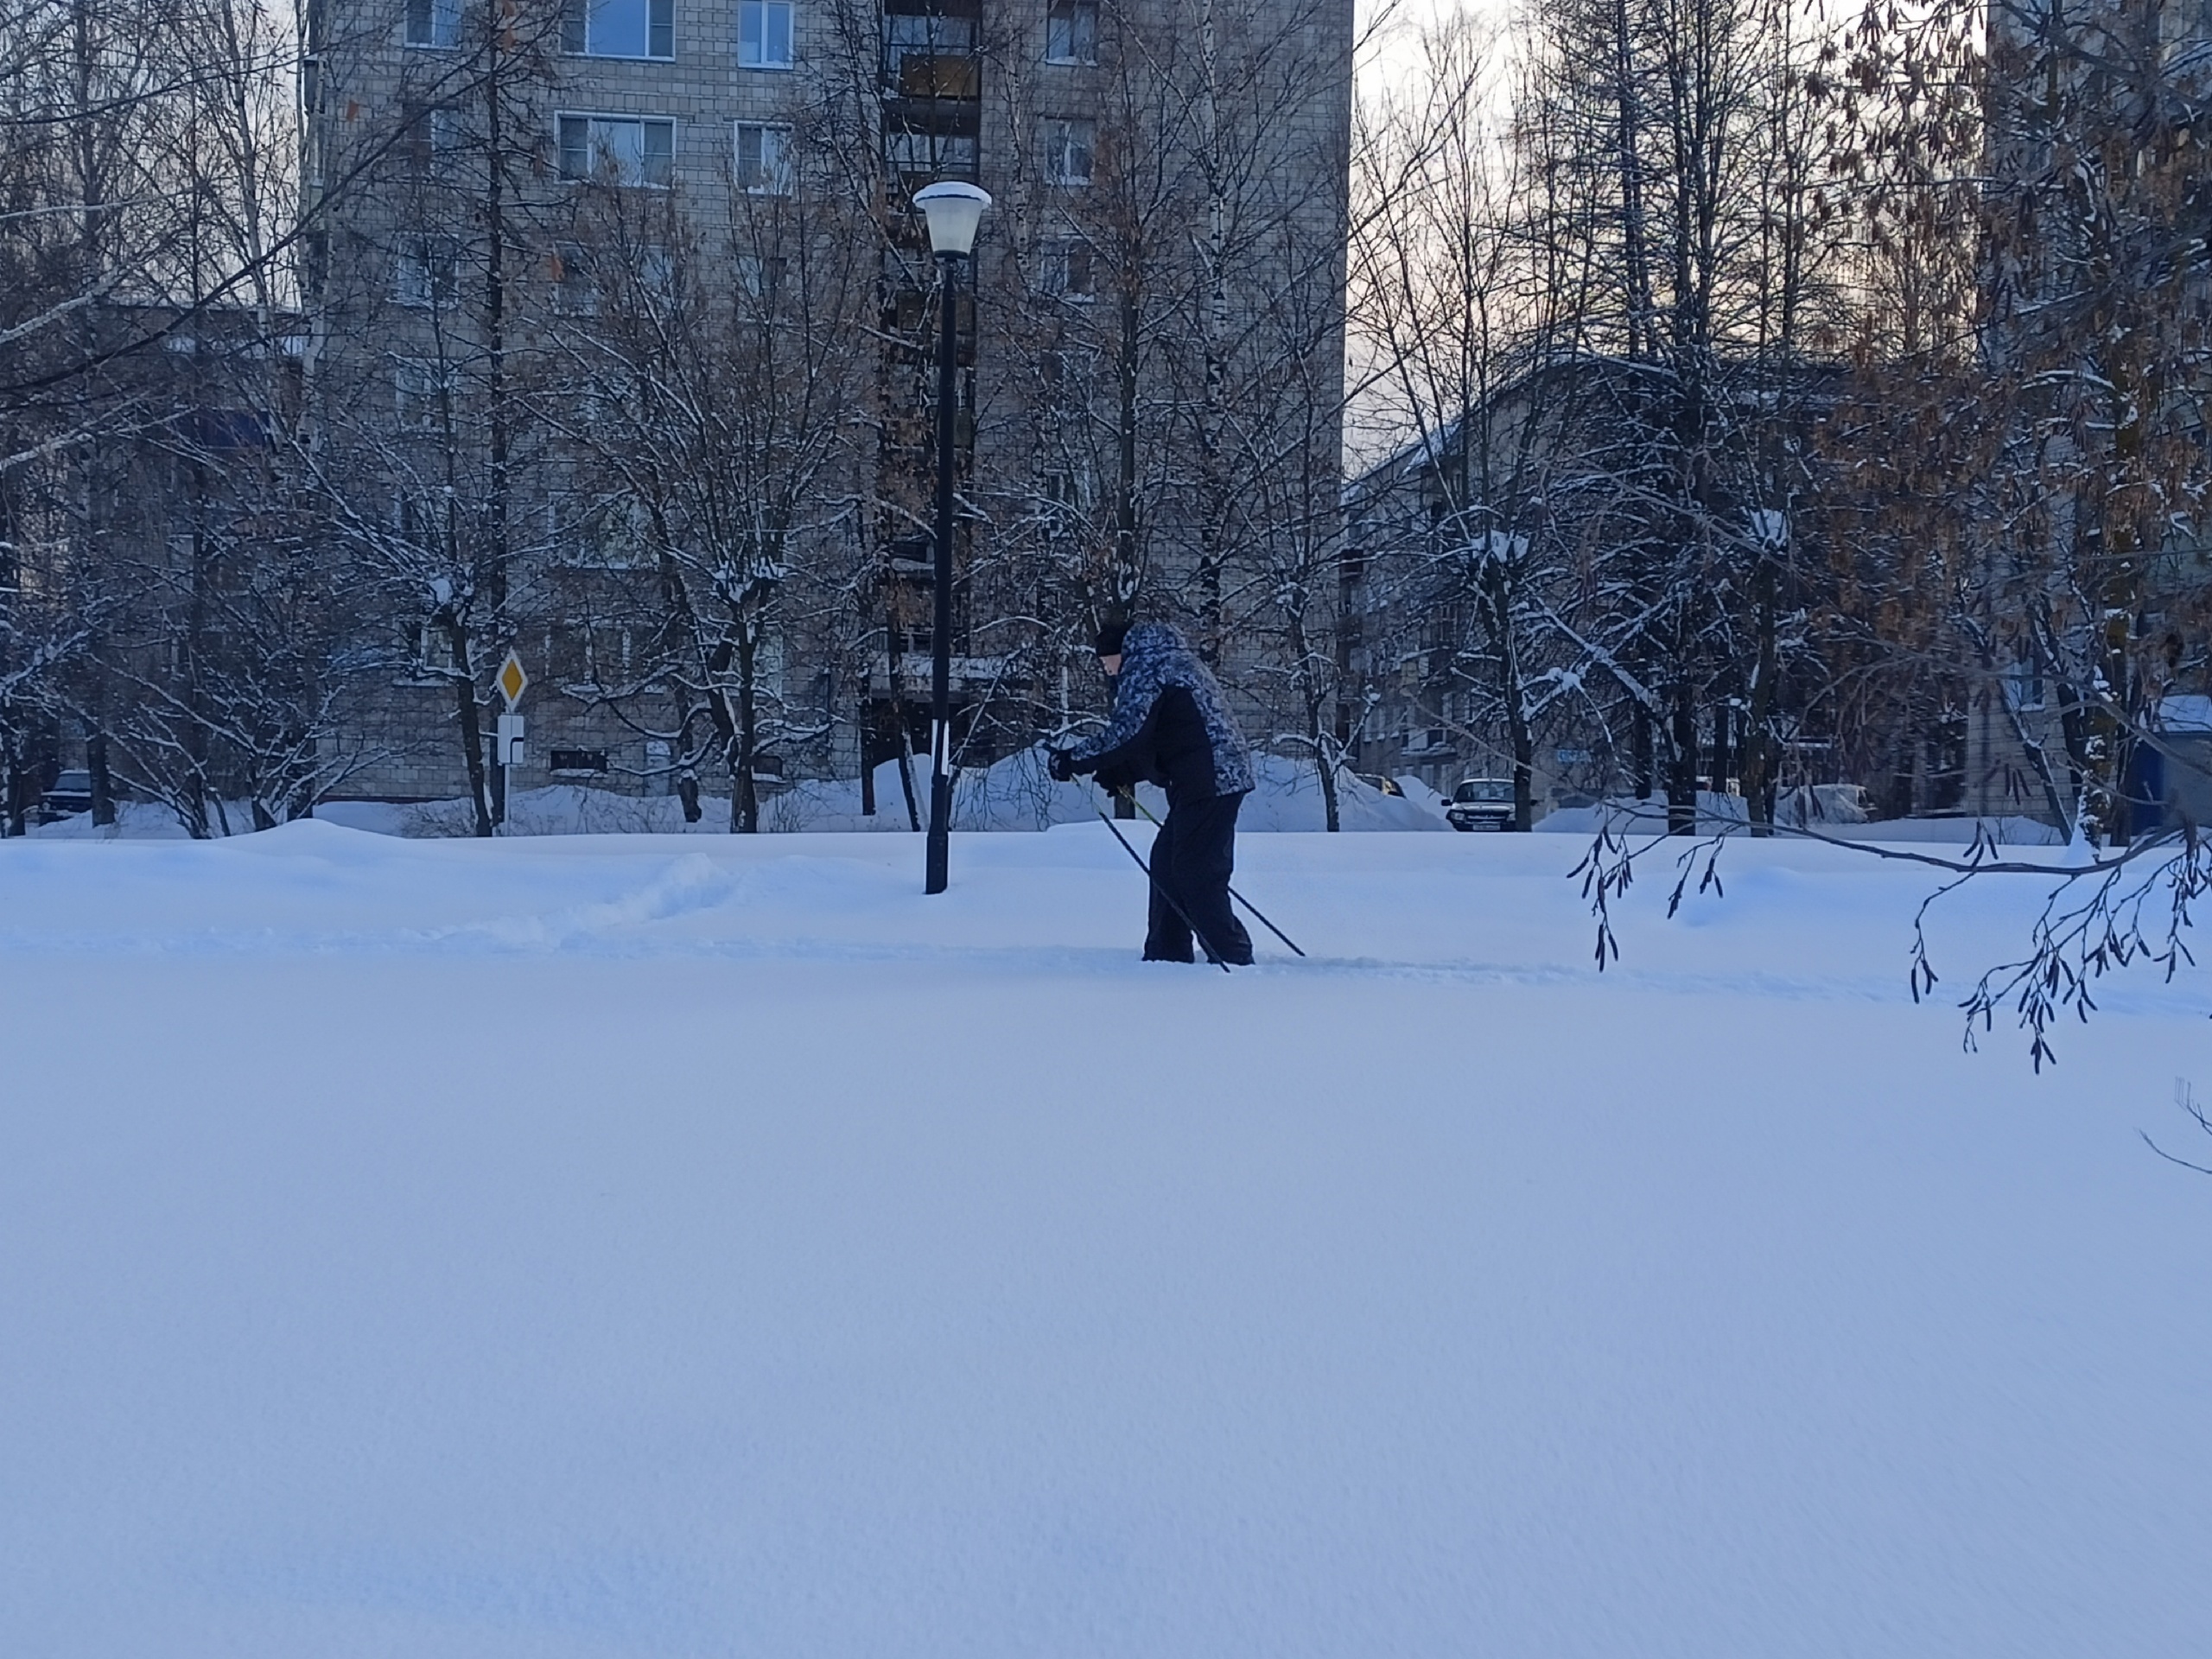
[40,769,93,821]
[1774,783,1875,827]
[1444,777,1516,831]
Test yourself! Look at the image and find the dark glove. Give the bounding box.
[1048,747,1077,783]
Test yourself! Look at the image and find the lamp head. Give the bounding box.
[912,181,992,258]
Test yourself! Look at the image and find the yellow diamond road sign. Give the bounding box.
[496,652,528,709]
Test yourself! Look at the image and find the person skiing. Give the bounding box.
[1050,620,1256,965]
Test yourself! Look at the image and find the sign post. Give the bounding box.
[494,652,528,830]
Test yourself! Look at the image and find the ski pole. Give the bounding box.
[1088,790,1234,972]
[1124,796,1306,958]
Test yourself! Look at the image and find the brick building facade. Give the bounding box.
[299,0,1354,817]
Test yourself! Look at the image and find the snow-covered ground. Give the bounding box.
[2,823,2206,1656]
[29,747,2065,843]
[32,754,1444,840]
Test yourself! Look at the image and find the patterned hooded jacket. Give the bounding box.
[1065,622,1255,801]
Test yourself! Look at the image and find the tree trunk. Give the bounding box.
[1709,690,1732,797]
[1510,705,1535,833]
[87,728,115,828]
[895,722,922,831]
[1667,677,1698,835]
[1742,552,1777,835]
[731,627,760,834]
[482,36,512,830]
[860,714,876,817]
[0,734,23,838]
[1631,695,1653,799]
[1116,284,1141,599]
[447,619,494,837]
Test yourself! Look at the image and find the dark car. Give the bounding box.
[1445,778,1516,831]
[40,769,93,821]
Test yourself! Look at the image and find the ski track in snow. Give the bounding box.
[1,823,2202,1020]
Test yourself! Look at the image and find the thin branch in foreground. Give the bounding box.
[2142,1079,2212,1176]
[1581,805,2208,1068]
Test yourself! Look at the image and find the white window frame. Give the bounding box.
[1040,117,1094,185]
[404,0,460,48]
[394,236,460,308]
[734,122,795,194]
[1040,344,1100,402]
[738,0,794,67]
[402,102,464,172]
[884,130,976,178]
[563,0,674,60]
[883,12,975,82]
[395,357,459,431]
[1044,0,1097,65]
[1045,237,1094,301]
[636,244,677,301]
[551,243,598,315]
[557,113,676,187]
[735,253,789,302]
[412,620,458,676]
[1041,466,1093,522]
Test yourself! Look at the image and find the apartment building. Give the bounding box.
[299,0,1354,816]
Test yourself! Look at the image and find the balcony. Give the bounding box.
[896,54,979,99]
[876,653,1010,692]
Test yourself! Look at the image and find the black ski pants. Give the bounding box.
[1144,790,1254,965]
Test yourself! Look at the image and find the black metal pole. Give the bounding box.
[925,251,960,894]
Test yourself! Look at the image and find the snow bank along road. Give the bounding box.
[2,822,2208,1657]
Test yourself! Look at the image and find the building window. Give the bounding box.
[558,115,675,186]
[1039,346,1098,406]
[1041,468,1092,524]
[637,244,676,298]
[1040,117,1093,185]
[1044,0,1096,64]
[413,620,457,673]
[551,244,597,315]
[734,122,793,194]
[400,103,463,172]
[405,0,460,48]
[563,0,673,60]
[884,13,976,83]
[549,748,610,775]
[394,237,459,308]
[884,130,976,179]
[395,358,458,430]
[739,0,793,67]
[1043,238,1093,299]
[735,253,788,302]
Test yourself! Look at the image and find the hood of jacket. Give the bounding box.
[1074,621,1255,798]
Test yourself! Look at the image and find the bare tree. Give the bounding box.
[546,126,877,833]
[301,0,567,836]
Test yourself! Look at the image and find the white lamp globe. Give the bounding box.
[912,181,992,257]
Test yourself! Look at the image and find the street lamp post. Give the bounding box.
[912,181,990,895]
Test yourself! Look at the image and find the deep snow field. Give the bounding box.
[2,821,2207,1656]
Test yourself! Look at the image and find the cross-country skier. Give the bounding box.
[1050,620,1256,965]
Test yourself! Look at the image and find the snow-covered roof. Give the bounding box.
[2154,694,2212,734]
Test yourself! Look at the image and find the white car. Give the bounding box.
[1444,778,1516,830]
